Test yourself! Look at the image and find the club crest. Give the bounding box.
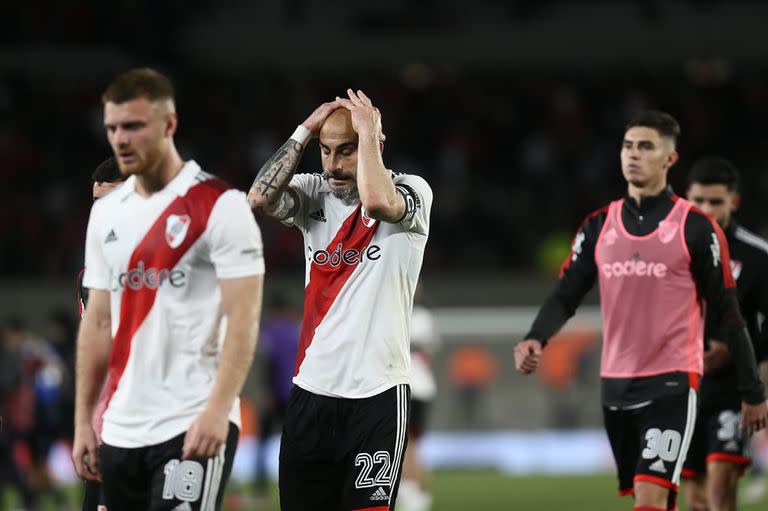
[361,209,377,228]
[658,221,679,244]
[166,214,191,248]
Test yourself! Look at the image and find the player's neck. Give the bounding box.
[627,178,666,205]
[135,150,184,197]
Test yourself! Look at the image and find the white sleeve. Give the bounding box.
[394,174,432,235]
[82,203,111,290]
[207,190,266,279]
[281,173,320,230]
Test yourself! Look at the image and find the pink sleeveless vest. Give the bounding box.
[595,198,704,379]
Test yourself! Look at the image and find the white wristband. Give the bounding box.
[291,125,312,146]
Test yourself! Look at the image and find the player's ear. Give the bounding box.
[666,150,679,169]
[165,112,178,138]
[732,193,741,211]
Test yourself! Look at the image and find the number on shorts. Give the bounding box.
[162,459,205,502]
[641,428,682,462]
[354,451,392,488]
[373,451,392,485]
[717,410,740,441]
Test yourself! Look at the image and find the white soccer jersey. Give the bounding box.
[409,305,441,400]
[284,171,432,398]
[82,161,265,448]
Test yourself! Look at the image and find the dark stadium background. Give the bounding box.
[1,2,768,509]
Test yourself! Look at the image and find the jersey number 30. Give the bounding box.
[642,428,682,462]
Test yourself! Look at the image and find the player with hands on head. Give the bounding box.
[249,88,432,511]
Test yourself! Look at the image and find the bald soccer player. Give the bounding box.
[248,90,433,511]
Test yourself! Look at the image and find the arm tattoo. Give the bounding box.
[249,138,306,215]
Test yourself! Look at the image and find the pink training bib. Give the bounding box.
[595,198,704,379]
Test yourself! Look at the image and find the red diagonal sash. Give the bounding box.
[295,204,380,374]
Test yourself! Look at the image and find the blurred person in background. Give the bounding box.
[515,111,768,511]
[5,315,68,510]
[72,68,265,511]
[448,343,498,429]
[398,285,441,511]
[681,157,768,510]
[0,317,37,510]
[249,89,432,511]
[77,156,125,511]
[29,315,69,510]
[252,292,299,505]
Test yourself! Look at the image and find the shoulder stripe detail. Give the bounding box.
[735,227,768,255]
[558,204,609,277]
[707,215,736,288]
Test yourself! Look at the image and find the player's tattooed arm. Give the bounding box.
[248,138,304,220]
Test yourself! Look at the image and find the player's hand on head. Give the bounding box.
[741,400,768,436]
[72,424,101,482]
[336,89,385,142]
[514,339,542,375]
[301,100,343,137]
[182,407,229,460]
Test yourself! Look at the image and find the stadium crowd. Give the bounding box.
[3,68,768,277]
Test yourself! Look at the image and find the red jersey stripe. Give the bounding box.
[101,179,230,419]
[294,204,380,375]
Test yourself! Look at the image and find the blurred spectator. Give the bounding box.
[1,317,39,510]
[253,293,300,501]
[448,343,498,429]
[537,330,598,428]
[399,287,441,511]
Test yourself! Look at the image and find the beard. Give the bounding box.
[324,171,359,204]
[330,184,359,203]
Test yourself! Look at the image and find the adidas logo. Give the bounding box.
[370,487,389,501]
[105,229,118,243]
[649,459,667,474]
[724,440,739,452]
[309,209,327,222]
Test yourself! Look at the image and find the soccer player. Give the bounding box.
[681,157,768,511]
[248,89,432,510]
[514,111,768,511]
[71,68,265,511]
[398,290,441,511]
[77,156,125,511]
[77,157,126,320]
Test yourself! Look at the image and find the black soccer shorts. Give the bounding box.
[279,384,410,511]
[82,480,106,511]
[603,389,698,501]
[682,407,751,479]
[99,422,239,511]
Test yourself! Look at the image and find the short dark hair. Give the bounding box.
[102,67,175,105]
[91,157,123,183]
[625,110,681,143]
[687,156,740,192]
